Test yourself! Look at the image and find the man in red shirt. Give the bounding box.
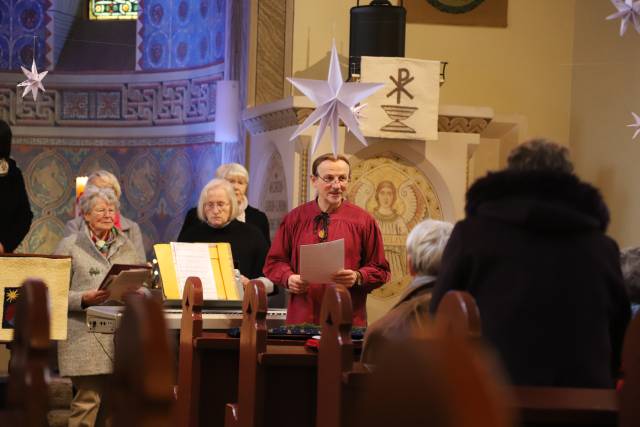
[264,153,390,326]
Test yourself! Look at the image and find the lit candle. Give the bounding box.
[76,176,88,200]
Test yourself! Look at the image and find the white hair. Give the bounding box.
[196,178,239,223]
[79,186,119,215]
[216,163,249,181]
[88,170,122,199]
[406,219,453,276]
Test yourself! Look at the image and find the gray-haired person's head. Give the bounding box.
[621,246,640,303]
[79,185,120,215]
[507,138,574,174]
[87,170,122,199]
[196,178,239,223]
[406,219,453,276]
[216,162,249,181]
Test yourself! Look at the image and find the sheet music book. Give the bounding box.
[153,242,239,301]
[98,264,152,303]
[299,239,345,283]
[170,242,218,300]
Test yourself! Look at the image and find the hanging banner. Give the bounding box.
[360,56,440,141]
[0,255,71,341]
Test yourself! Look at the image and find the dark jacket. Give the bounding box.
[429,170,631,388]
[178,205,271,245]
[0,158,33,252]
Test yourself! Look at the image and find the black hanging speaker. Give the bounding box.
[349,0,406,78]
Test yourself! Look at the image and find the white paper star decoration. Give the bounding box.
[628,112,640,139]
[606,0,640,36]
[287,41,384,155]
[17,59,48,102]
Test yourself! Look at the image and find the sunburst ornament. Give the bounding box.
[287,41,385,155]
[5,289,19,303]
[17,59,48,102]
[606,0,640,36]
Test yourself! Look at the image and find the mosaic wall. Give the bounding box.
[12,136,244,258]
[137,0,226,70]
[0,0,52,70]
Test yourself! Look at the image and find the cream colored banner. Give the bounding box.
[0,257,71,341]
[360,56,440,141]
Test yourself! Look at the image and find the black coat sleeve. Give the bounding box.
[604,238,631,377]
[246,206,271,245]
[2,168,33,252]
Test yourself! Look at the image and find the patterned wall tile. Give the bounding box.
[138,0,226,71]
[0,0,52,70]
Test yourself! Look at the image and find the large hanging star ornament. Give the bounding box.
[628,112,640,139]
[17,59,48,102]
[287,42,384,155]
[606,0,640,36]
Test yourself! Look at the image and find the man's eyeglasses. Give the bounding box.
[316,175,349,185]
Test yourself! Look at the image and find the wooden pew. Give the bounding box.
[352,333,515,427]
[617,311,640,427]
[316,286,513,427]
[225,280,318,427]
[316,285,354,427]
[435,291,619,426]
[175,277,310,427]
[0,279,50,427]
[175,277,243,427]
[112,294,175,427]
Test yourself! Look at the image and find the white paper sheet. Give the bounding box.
[299,239,344,284]
[170,242,217,300]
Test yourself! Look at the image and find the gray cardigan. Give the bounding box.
[64,215,146,262]
[54,224,144,377]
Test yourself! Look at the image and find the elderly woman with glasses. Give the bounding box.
[178,178,270,287]
[178,162,270,244]
[65,169,146,261]
[54,186,145,426]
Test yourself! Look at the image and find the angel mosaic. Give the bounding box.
[349,154,443,300]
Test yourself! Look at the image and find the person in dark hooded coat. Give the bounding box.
[429,139,630,388]
[0,119,32,253]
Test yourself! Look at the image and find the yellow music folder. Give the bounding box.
[153,242,239,301]
[0,255,71,342]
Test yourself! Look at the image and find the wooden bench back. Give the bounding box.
[176,276,204,427]
[3,279,50,427]
[433,290,482,338]
[354,334,514,427]
[316,285,353,427]
[225,279,268,427]
[113,295,175,427]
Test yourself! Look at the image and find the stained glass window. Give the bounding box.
[89,0,140,20]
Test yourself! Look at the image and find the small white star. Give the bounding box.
[627,112,640,139]
[606,0,640,36]
[17,59,48,102]
[288,41,384,155]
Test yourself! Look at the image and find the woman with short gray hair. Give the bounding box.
[179,178,270,287]
[64,169,145,261]
[362,219,453,364]
[55,185,144,426]
[178,162,271,244]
